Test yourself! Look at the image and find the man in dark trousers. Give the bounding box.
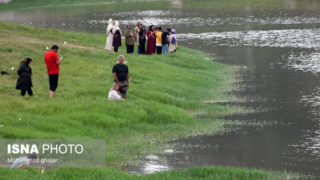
[112,55,129,99]
[44,45,62,98]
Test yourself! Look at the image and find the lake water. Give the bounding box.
[1,0,320,176]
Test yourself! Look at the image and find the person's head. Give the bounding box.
[158,26,162,31]
[108,18,113,25]
[118,55,124,65]
[149,25,154,31]
[136,21,141,27]
[139,23,143,29]
[166,28,171,33]
[27,154,37,160]
[114,84,119,91]
[24,57,32,66]
[155,27,159,31]
[51,45,59,53]
[114,20,119,27]
[171,29,176,34]
[127,24,131,29]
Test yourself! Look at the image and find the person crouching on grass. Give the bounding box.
[112,55,129,99]
[108,84,124,100]
[16,58,33,96]
[12,154,37,168]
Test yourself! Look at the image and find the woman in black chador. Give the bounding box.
[16,58,33,96]
[138,23,146,54]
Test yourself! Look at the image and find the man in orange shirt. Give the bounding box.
[44,45,62,98]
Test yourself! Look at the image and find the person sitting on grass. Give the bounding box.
[108,83,123,100]
[12,154,37,168]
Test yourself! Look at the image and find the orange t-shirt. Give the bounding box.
[155,31,162,46]
[44,50,60,75]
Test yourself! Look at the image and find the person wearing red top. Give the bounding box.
[44,45,62,98]
[146,25,156,55]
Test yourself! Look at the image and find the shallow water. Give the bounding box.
[1,0,320,176]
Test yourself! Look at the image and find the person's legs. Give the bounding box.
[163,44,169,54]
[127,45,134,54]
[114,47,118,52]
[119,85,127,99]
[137,45,140,54]
[50,91,55,98]
[27,87,33,96]
[21,90,26,96]
[157,46,162,55]
[49,74,59,98]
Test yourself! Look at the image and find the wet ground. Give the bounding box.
[1,0,320,176]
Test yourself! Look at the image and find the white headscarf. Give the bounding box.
[108,18,113,25]
[107,18,114,35]
[113,20,121,35]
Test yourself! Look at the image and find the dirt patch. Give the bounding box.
[0,0,12,4]
[63,43,102,51]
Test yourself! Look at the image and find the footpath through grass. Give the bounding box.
[0,21,300,179]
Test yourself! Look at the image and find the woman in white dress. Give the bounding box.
[105,18,114,51]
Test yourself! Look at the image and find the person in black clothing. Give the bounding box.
[16,58,33,96]
[161,28,171,54]
[112,55,129,99]
[138,23,146,54]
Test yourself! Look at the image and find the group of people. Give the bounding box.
[104,19,178,55]
[16,45,129,101]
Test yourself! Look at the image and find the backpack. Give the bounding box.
[171,37,176,44]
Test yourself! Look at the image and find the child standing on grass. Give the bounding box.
[16,58,33,96]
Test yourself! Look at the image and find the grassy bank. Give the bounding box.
[0,21,298,179]
[0,166,299,180]
[0,20,240,162]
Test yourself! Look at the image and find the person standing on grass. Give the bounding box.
[124,24,135,54]
[12,154,37,168]
[16,57,33,96]
[161,28,170,54]
[134,21,141,54]
[112,20,122,53]
[44,45,62,98]
[146,25,156,55]
[105,18,114,51]
[112,55,129,99]
[138,23,146,54]
[155,27,162,55]
[169,29,178,52]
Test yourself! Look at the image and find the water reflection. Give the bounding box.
[127,154,171,174]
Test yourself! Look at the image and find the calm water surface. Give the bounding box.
[1,0,320,176]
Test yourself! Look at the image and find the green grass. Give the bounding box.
[0,166,301,180]
[0,20,299,179]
